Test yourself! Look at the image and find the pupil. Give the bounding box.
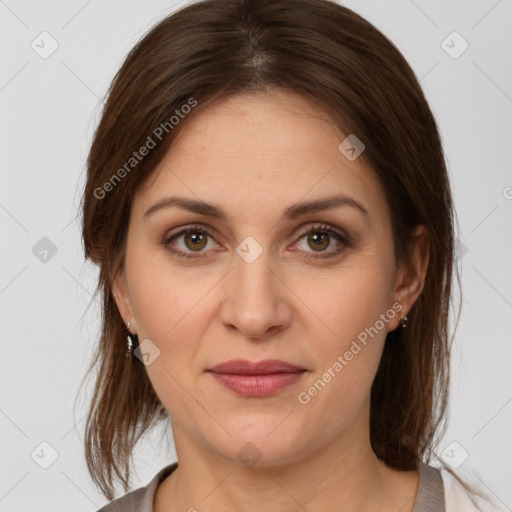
[187,232,205,250]
[309,232,328,251]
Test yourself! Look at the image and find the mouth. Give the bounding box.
[206,359,307,397]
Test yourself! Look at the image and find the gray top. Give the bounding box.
[97,460,445,512]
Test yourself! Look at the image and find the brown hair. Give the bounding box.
[80,0,461,500]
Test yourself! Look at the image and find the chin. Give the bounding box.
[208,417,310,469]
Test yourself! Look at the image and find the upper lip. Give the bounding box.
[207,359,306,375]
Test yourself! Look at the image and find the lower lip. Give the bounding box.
[209,371,306,397]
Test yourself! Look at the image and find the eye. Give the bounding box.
[292,223,349,259]
[164,225,219,259]
[163,223,350,260]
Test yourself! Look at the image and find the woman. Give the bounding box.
[80,0,501,510]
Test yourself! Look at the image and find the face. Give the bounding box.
[113,89,427,467]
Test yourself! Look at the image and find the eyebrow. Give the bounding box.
[144,194,369,222]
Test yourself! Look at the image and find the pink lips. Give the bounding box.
[207,359,306,397]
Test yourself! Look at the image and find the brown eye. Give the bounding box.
[307,232,330,251]
[183,231,208,251]
[164,225,218,259]
[294,223,349,259]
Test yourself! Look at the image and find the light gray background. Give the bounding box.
[1,0,511,510]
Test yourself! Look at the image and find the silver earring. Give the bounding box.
[126,321,135,354]
[400,315,408,329]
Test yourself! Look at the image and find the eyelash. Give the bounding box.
[163,223,350,261]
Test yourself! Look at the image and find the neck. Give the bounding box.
[154,418,419,512]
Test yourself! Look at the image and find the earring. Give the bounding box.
[400,315,408,329]
[126,321,137,355]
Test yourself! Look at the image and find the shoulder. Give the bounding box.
[95,462,178,512]
[439,466,508,512]
[96,486,147,512]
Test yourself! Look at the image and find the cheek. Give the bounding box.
[297,260,394,397]
[127,257,218,363]
[302,260,394,341]
[127,263,211,412]
[295,275,390,431]
[128,244,198,331]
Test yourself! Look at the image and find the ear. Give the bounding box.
[112,268,138,333]
[391,224,430,330]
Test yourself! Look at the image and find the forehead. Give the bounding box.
[134,90,387,224]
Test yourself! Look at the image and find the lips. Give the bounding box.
[207,359,305,375]
[206,359,307,397]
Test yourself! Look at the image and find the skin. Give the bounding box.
[113,89,430,512]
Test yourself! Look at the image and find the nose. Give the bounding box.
[219,247,292,340]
